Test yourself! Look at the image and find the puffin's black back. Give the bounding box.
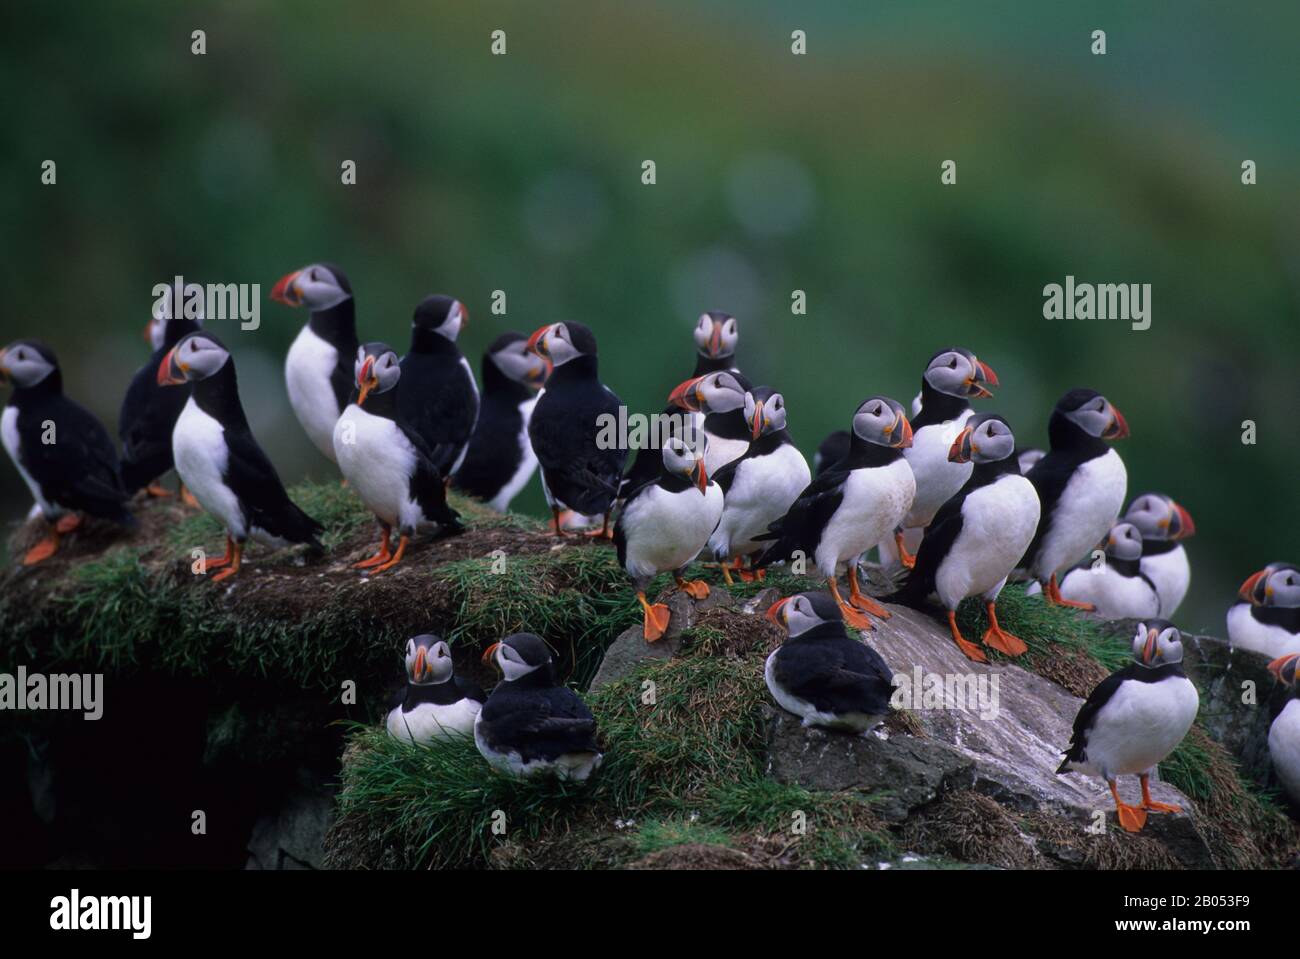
[773,621,894,716]
[118,317,201,492]
[450,334,535,502]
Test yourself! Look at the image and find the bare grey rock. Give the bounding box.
[246,769,336,870]
[589,588,735,691]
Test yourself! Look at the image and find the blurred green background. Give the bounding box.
[1,1,1297,633]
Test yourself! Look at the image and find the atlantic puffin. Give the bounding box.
[397,295,479,478]
[812,430,849,478]
[1123,492,1196,618]
[476,633,602,781]
[666,370,751,474]
[882,347,998,570]
[1057,620,1198,832]
[1266,653,1300,809]
[764,591,894,733]
[333,343,463,574]
[386,634,486,744]
[754,396,915,631]
[270,262,359,463]
[0,340,134,563]
[615,437,723,641]
[1019,388,1129,608]
[450,332,548,511]
[1057,522,1160,620]
[526,322,626,537]
[708,388,810,584]
[888,413,1040,662]
[1228,563,1300,659]
[158,333,322,581]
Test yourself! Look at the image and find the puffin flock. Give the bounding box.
[2,262,1299,830]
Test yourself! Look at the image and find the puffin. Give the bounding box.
[525,322,626,537]
[1228,563,1300,659]
[753,396,916,631]
[332,342,464,574]
[764,590,894,733]
[450,332,549,511]
[882,347,998,569]
[1057,522,1161,620]
[666,370,751,474]
[1057,619,1199,832]
[1019,388,1130,609]
[158,332,322,581]
[476,633,602,781]
[118,290,203,497]
[888,413,1040,663]
[813,430,849,478]
[270,262,359,463]
[1266,653,1300,809]
[1123,492,1196,618]
[615,436,723,640]
[386,634,486,744]
[0,340,134,563]
[707,388,811,584]
[397,295,479,478]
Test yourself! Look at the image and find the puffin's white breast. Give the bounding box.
[1059,565,1160,620]
[333,405,419,529]
[2,405,52,514]
[285,326,343,462]
[1074,674,1198,779]
[1033,448,1126,580]
[934,474,1040,608]
[1226,602,1300,659]
[711,443,811,559]
[903,410,973,528]
[815,459,915,577]
[486,396,538,512]
[387,698,481,744]
[173,397,246,539]
[621,481,724,581]
[1140,546,1191,618]
[1268,700,1300,806]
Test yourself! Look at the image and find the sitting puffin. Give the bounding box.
[666,370,751,474]
[1123,492,1196,618]
[615,437,723,641]
[476,633,602,781]
[1019,388,1129,609]
[159,333,322,581]
[333,343,463,574]
[764,591,894,733]
[1228,563,1300,659]
[526,322,626,537]
[1267,653,1300,809]
[451,332,549,511]
[387,634,485,744]
[270,262,359,463]
[1057,620,1198,832]
[1,340,134,563]
[888,413,1040,663]
[397,295,479,478]
[1057,522,1160,620]
[754,396,915,631]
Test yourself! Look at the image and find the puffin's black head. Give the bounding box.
[743,386,787,440]
[852,395,912,448]
[354,342,401,406]
[693,311,738,360]
[1131,620,1183,667]
[661,436,709,492]
[0,340,59,389]
[1238,562,1300,608]
[667,370,746,414]
[270,262,352,310]
[923,347,999,400]
[157,332,232,386]
[526,322,597,367]
[147,285,206,350]
[487,331,549,389]
[404,634,454,685]
[481,632,555,684]
[1124,492,1196,543]
[948,412,1016,464]
[412,295,468,341]
[1053,388,1129,441]
[766,591,843,638]
[1268,652,1300,687]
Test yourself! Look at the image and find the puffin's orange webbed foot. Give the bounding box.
[895,530,916,569]
[638,591,672,641]
[368,535,409,575]
[1046,575,1095,611]
[848,573,891,619]
[180,485,200,508]
[675,577,710,600]
[23,532,59,565]
[982,602,1028,656]
[208,541,242,583]
[1140,774,1181,814]
[54,513,82,534]
[947,611,989,663]
[145,484,173,499]
[353,524,394,569]
[1111,780,1148,832]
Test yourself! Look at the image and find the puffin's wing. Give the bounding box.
[25,397,129,516]
[1058,666,1134,771]
[397,421,464,530]
[455,675,488,704]
[1020,451,1075,568]
[481,689,598,759]
[710,449,749,495]
[222,426,323,540]
[752,467,847,563]
[775,641,892,715]
[893,492,968,604]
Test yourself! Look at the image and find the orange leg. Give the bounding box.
[1110,779,1148,832]
[551,508,569,538]
[982,601,1028,656]
[54,513,83,534]
[203,535,236,571]
[638,590,672,641]
[368,534,409,574]
[829,577,875,631]
[22,526,60,565]
[1139,774,1182,814]
[736,556,761,582]
[1046,574,1095,611]
[584,513,614,539]
[720,561,736,586]
[848,567,891,619]
[675,575,710,600]
[895,529,916,569]
[210,540,243,583]
[352,524,393,569]
[180,484,199,508]
[146,483,173,498]
[947,610,988,663]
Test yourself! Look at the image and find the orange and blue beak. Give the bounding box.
[270,270,303,306]
[1103,406,1130,440]
[694,457,709,493]
[750,399,765,440]
[705,318,725,358]
[765,597,790,628]
[1267,652,1300,685]
[1141,626,1159,665]
[887,411,914,449]
[481,642,502,668]
[668,376,707,412]
[1163,502,1196,540]
[156,346,187,386]
[966,360,999,399]
[412,645,429,682]
[526,325,552,358]
[1239,568,1270,605]
[356,356,377,406]
[947,425,974,463]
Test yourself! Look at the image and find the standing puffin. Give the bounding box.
[1123,492,1196,618]
[270,262,359,463]
[1,340,134,563]
[888,413,1040,662]
[754,396,916,631]
[387,634,486,744]
[397,295,479,478]
[764,591,894,733]
[159,333,322,581]
[526,322,626,537]
[666,370,751,474]
[451,332,549,511]
[1228,563,1300,659]
[707,388,810,584]
[476,633,602,781]
[1019,388,1130,608]
[333,343,463,574]
[1057,620,1198,832]
[883,347,998,569]
[1057,522,1160,619]
[1266,653,1300,809]
[615,437,724,641]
